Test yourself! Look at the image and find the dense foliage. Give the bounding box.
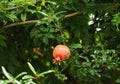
[0,0,120,84]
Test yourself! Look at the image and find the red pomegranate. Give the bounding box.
[53,45,71,64]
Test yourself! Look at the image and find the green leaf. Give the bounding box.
[112,13,120,24]
[38,70,55,77]
[21,13,27,21]
[0,80,4,84]
[43,37,49,45]
[15,72,27,79]
[55,11,66,16]
[30,29,40,38]
[55,73,67,81]
[1,66,14,81]
[22,75,34,80]
[79,55,89,62]
[0,35,6,40]
[23,79,36,84]
[70,44,82,49]
[0,29,4,33]
[47,34,55,39]
[27,62,36,75]
[0,80,9,84]
[0,39,6,47]
[46,1,56,5]
[6,14,17,22]
[115,78,120,83]
[38,11,48,16]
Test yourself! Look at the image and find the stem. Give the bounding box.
[64,11,82,18]
[60,49,92,72]
[60,56,76,73]
[1,12,82,29]
[2,20,39,29]
[0,5,24,11]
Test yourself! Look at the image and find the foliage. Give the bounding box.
[0,0,120,84]
[0,62,55,84]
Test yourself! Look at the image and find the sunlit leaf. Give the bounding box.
[115,78,120,83]
[15,72,27,79]
[27,62,36,75]
[22,75,34,80]
[70,44,82,49]
[38,11,48,16]
[21,13,26,21]
[1,66,14,81]
[38,70,55,77]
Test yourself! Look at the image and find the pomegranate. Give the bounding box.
[53,45,71,64]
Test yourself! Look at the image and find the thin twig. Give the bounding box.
[60,48,92,72]
[104,5,118,10]
[64,11,82,18]
[1,11,82,29]
[60,59,74,73]
[2,20,39,29]
[0,5,24,11]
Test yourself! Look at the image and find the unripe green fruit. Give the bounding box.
[63,30,71,39]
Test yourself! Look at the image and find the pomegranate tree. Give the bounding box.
[52,45,71,64]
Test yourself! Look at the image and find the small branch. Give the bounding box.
[2,11,82,29]
[64,11,82,18]
[2,5,117,29]
[104,5,118,10]
[2,20,39,29]
[60,59,73,73]
[0,5,24,11]
[60,48,92,72]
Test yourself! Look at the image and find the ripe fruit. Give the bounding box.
[53,45,71,64]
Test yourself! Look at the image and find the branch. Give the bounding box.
[0,5,24,11]
[64,11,82,18]
[104,5,118,10]
[2,20,39,29]
[1,11,82,29]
